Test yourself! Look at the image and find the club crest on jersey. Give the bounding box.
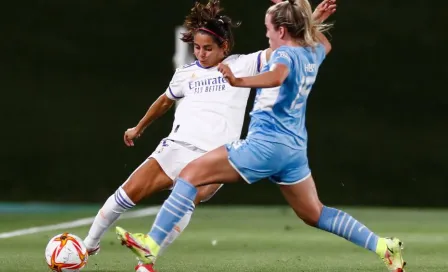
[277,51,292,63]
[188,76,227,94]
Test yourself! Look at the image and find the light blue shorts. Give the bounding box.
[226,138,311,185]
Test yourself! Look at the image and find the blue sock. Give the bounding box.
[317,206,379,252]
[148,178,196,246]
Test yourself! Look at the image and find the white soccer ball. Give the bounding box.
[45,233,89,272]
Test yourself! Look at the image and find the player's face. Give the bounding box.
[193,33,226,67]
[265,14,283,50]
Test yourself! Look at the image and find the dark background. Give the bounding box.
[1,0,447,206]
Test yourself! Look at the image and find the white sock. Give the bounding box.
[157,210,193,257]
[84,187,135,249]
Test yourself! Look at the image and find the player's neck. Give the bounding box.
[283,39,302,48]
[196,57,225,69]
[196,61,219,69]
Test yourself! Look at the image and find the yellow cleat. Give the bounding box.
[376,237,406,272]
[115,226,160,264]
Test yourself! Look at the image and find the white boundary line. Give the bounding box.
[0,206,160,239]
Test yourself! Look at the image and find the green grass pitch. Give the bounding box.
[1,206,447,271]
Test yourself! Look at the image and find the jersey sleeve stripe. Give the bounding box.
[256,51,262,73]
[168,87,184,99]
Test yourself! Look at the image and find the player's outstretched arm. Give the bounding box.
[316,31,332,55]
[312,0,336,55]
[135,94,174,132]
[218,62,289,88]
[312,0,336,24]
[123,94,174,146]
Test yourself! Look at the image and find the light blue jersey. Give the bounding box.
[226,44,326,184]
[248,44,326,149]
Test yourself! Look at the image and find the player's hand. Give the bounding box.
[312,0,336,23]
[218,63,239,86]
[124,127,142,147]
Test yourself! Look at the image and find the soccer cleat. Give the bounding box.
[116,226,159,264]
[86,244,100,256]
[135,262,157,272]
[376,237,406,272]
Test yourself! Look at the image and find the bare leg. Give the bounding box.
[279,175,381,253]
[123,158,174,203]
[85,158,223,252]
[180,146,242,186]
[279,176,323,226]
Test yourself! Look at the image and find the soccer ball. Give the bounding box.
[45,233,88,272]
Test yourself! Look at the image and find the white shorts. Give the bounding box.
[149,139,222,202]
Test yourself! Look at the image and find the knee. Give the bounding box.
[193,184,220,205]
[178,160,204,185]
[297,201,324,227]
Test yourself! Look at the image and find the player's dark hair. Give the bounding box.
[267,0,331,47]
[181,0,241,54]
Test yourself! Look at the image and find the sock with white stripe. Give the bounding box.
[84,187,135,249]
[317,206,379,252]
[148,178,196,246]
[158,210,193,257]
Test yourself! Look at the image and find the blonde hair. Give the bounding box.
[267,0,332,47]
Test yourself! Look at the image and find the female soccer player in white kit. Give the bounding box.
[83,1,271,271]
[117,0,406,272]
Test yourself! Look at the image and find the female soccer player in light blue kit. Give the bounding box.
[116,0,406,271]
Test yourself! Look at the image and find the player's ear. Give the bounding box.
[279,26,286,39]
[221,40,230,56]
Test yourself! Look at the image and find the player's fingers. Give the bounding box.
[124,134,134,146]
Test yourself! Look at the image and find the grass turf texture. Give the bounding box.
[1,206,447,271]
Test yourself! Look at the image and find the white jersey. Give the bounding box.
[165,51,267,151]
